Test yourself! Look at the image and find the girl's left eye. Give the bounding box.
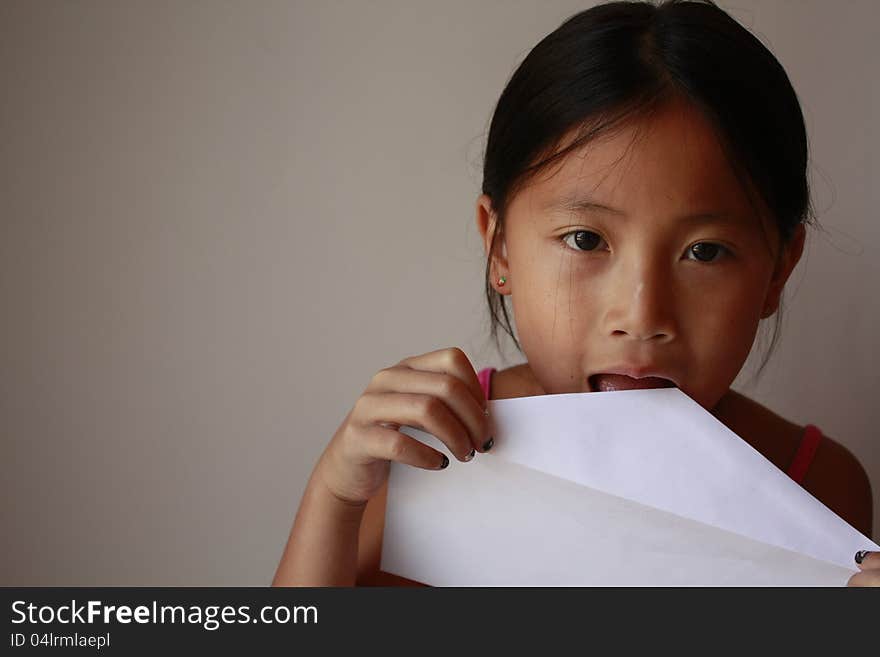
[686,242,729,263]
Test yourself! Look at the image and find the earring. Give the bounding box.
[497,276,507,287]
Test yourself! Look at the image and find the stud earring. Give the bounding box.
[497,276,507,287]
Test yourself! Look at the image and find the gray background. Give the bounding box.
[2,0,877,585]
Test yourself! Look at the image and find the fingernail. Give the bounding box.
[482,437,494,451]
[464,449,475,462]
[855,550,873,564]
[483,408,490,417]
[439,455,449,469]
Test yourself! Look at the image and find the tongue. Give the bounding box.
[592,373,675,392]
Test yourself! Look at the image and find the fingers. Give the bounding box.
[320,347,490,505]
[353,391,479,463]
[395,347,486,416]
[367,366,490,454]
[847,551,880,586]
[342,346,492,479]
[847,569,880,586]
[359,423,450,471]
[855,550,879,570]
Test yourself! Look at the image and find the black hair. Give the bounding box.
[481,0,814,379]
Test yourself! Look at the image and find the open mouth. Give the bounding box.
[588,373,677,393]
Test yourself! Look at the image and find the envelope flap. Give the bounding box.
[474,388,876,569]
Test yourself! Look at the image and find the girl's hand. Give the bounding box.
[314,347,492,506]
[847,551,880,586]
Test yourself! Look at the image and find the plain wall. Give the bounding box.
[2,0,877,585]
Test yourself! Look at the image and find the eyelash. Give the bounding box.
[560,230,731,263]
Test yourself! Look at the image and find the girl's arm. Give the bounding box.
[271,468,366,587]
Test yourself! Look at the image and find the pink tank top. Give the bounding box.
[476,366,822,486]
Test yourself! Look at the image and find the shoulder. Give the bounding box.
[803,430,873,537]
[712,390,802,472]
[713,390,873,536]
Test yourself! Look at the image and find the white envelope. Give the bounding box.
[381,387,878,586]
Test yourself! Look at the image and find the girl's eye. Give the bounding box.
[686,242,729,263]
[561,230,606,252]
[561,232,731,263]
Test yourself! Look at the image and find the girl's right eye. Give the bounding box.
[561,230,607,252]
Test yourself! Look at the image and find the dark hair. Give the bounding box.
[481,0,814,379]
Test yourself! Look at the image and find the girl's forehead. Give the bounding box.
[523,100,753,218]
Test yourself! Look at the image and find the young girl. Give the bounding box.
[272,0,876,587]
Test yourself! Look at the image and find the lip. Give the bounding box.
[587,366,679,392]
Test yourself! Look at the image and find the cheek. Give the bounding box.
[510,255,595,349]
[684,278,763,378]
[515,255,595,323]
[689,273,764,334]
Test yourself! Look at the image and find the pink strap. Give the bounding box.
[477,367,495,401]
[787,424,822,484]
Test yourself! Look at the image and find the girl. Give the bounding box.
[272,0,875,587]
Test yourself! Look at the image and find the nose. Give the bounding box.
[602,258,677,343]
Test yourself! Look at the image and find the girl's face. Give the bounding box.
[477,98,805,412]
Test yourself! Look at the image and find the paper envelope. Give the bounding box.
[381,387,878,586]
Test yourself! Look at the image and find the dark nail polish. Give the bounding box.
[440,455,449,469]
[483,437,494,451]
[855,550,872,564]
[465,449,475,461]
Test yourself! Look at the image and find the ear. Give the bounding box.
[476,194,511,294]
[761,223,806,319]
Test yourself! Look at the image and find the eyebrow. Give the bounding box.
[548,196,736,225]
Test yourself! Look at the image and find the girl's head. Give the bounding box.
[476,0,810,412]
